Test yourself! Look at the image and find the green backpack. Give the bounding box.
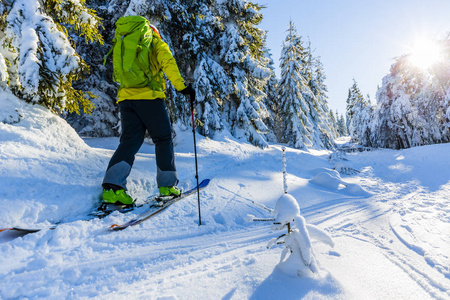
[104,16,157,89]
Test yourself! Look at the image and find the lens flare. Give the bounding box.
[408,37,443,70]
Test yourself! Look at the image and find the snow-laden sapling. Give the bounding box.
[267,193,335,277]
[333,162,360,175]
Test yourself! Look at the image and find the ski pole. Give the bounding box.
[190,97,202,226]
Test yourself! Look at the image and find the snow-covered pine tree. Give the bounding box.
[194,54,231,137]
[349,94,372,145]
[369,58,422,149]
[215,0,271,148]
[307,49,336,149]
[366,94,372,106]
[418,40,450,144]
[355,38,450,149]
[328,110,339,137]
[67,2,120,136]
[0,0,103,115]
[191,1,233,138]
[336,112,348,136]
[180,0,272,147]
[262,47,280,142]
[346,79,365,132]
[443,88,450,140]
[368,55,447,149]
[438,39,450,140]
[278,21,314,148]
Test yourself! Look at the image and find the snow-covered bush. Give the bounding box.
[268,193,334,277]
[333,162,360,175]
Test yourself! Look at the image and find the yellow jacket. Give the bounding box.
[117,34,186,102]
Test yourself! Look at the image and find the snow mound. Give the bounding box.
[310,171,371,196]
[310,171,343,189]
[310,167,341,177]
[344,182,371,196]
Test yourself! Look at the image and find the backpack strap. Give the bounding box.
[134,27,164,94]
[102,38,116,66]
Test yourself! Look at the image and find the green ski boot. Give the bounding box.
[102,189,134,205]
[158,186,181,197]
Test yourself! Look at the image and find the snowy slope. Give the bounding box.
[0,93,449,299]
[0,91,106,227]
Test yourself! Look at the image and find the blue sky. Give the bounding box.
[254,0,450,115]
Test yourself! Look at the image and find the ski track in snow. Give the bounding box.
[2,225,277,298]
[304,148,450,299]
[0,101,449,299]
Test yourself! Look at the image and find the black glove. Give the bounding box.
[180,84,196,107]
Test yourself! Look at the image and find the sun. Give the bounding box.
[408,37,443,70]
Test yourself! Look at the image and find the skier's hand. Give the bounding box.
[180,84,196,108]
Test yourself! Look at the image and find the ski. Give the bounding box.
[89,204,133,218]
[110,179,210,231]
[0,204,138,235]
[0,227,48,234]
[90,189,176,219]
[0,179,210,236]
[90,199,148,219]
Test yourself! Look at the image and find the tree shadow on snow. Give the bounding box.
[249,268,344,300]
[354,147,450,193]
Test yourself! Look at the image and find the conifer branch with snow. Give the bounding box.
[0,0,103,115]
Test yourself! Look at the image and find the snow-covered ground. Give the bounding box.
[0,93,449,299]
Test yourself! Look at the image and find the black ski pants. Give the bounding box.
[102,99,177,190]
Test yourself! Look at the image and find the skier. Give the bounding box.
[102,16,195,206]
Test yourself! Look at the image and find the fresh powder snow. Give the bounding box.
[0,91,449,299]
